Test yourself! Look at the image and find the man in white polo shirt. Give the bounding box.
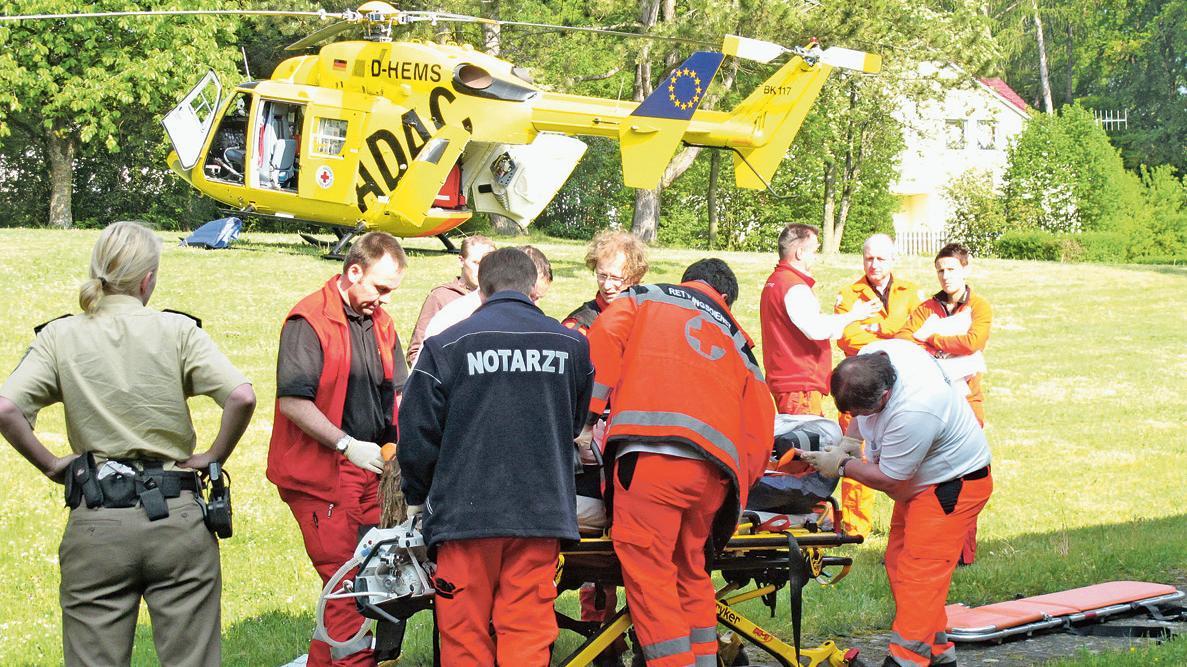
[801,339,991,667]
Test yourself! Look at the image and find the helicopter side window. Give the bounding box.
[312,118,349,158]
[204,92,251,186]
[255,100,304,192]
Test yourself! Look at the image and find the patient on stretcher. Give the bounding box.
[575,414,843,535]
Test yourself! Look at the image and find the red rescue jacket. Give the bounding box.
[587,281,776,551]
[267,276,399,503]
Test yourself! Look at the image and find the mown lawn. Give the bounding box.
[0,228,1184,665]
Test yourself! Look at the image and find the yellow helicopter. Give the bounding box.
[5,2,881,254]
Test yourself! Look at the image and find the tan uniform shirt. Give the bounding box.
[0,295,249,463]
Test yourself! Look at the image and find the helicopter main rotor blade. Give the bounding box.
[484,19,714,47]
[0,9,333,22]
[286,20,357,51]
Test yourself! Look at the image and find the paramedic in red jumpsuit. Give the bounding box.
[267,233,410,667]
[586,258,775,667]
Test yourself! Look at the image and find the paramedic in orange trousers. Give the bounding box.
[561,230,650,666]
[833,234,924,537]
[398,248,594,667]
[268,233,410,667]
[586,258,776,667]
[896,243,992,565]
[801,339,991,667]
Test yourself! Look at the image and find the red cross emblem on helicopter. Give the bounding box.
[316,165,334,189]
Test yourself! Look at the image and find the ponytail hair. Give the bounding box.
[79,221,163,314]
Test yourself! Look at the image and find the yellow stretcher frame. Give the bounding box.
[554,507,865,667]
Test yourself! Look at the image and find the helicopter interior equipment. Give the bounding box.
[3,3,882,256]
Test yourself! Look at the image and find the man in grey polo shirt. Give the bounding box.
[801,339,992,667]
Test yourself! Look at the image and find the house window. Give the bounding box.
[977,120,998,150]
[313,118,349,157]
[945,119,966,149]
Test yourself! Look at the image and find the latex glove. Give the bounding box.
[837,436,863,457]
[406,504,424,519]
[798,446,848,479]
[339,436,384,475]
[575,426,597,465]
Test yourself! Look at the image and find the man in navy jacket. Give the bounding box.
[398,247,594,667]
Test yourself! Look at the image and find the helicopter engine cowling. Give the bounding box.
[461,133,587,228]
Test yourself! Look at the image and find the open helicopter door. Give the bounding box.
[462,134,587,228]
[162,70,222,172]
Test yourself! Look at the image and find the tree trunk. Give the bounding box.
[46,125,75,229]
[821,161,836,251]
[707,150,720,249]
[482,23,501,55]
[1064,22,1074,104]
[1032,0,1054,113]
[632,188,661,242]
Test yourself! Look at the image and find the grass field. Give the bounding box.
[0,228,1185,666]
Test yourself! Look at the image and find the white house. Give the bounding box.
[891,64,1030,252]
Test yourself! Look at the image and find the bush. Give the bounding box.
[1072,231,1129,263]
[995,229,1061,260]
[945,169,1007,257]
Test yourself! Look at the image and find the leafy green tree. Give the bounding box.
[0,0,242,228]
[1001,103,1129,234]
[944,169,1007,257]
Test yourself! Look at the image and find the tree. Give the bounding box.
[792,0,994,254]
[944,169,1007,256]
[0,0,241,228]
[1001,103,1130,234]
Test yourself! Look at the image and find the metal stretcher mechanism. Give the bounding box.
[556,501,866,667]
[945,581,1186,643]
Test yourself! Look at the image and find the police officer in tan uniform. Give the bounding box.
[0,221,256,667]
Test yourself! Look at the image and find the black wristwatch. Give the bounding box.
[838,456,857,478]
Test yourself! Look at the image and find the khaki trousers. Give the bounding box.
[59,492,221,667]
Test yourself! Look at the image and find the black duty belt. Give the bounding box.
[962,465,990,481]
[65,454,199,521]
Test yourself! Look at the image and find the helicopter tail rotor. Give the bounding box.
[720,38,880,190]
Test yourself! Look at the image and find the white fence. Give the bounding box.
[897,230,947,256]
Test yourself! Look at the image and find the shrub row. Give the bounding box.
[995,230,1151,263]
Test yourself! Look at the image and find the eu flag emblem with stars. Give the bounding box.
[632,51,726,121]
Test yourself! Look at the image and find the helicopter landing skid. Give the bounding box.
[437,234,459,254]
[295,226,361,261]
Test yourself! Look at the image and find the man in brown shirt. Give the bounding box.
[406,235,495,365]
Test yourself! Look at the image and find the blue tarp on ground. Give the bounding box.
[181,216,242,249]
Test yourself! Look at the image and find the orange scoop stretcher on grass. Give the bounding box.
[945,581,1185,643]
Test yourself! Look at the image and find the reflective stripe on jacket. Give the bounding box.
[267,276,398,502]
[587,281,776,551]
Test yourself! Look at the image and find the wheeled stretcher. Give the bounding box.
[554,502,865,667]
[316,499,866,666]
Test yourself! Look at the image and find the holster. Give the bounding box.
[200,462,233,539]
[64,453,103,509]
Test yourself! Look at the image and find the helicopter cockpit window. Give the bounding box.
[313,118,348,158]
[204,92,251,186]
[255,100,304,192]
